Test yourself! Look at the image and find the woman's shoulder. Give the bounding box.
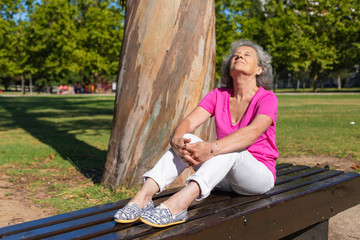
[257,88,278,108]
[258,87,277,99]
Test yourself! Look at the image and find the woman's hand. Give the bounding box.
[183,141,214,167]
[169,107,212,167]
[170,136,192,160]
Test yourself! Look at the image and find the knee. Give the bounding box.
[183,133,203,143]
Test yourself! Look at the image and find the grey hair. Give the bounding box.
[221,39,273,90]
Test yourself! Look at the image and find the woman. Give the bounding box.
[114,39,278,228]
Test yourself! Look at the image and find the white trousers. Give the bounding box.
[143,134,275,200]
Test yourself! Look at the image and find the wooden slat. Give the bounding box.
[134,173,360,240]
[0,187,180,238]
[275,163,293,170]
[94,171,345,240]
[275,167,327,185]
[1,167,359,240]
[276,165,310,176]
[0,201,126,238]
[34,169,342,240]
[0,164,294,237]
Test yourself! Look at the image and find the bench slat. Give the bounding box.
[0,188,181,238]
[1,167,359,240]
[37,169,343,240]
[276,165,310,176]
[275,167,326,185]
[275,163,293,170]
[0,201,126,238]
[4,190,235,240]
[0,164,296,238]
[131,172,360,240]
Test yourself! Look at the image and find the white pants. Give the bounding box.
[143,134,274,200]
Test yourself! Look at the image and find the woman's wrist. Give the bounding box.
[210,141,220,155]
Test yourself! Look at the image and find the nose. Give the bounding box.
[235,54,243,61]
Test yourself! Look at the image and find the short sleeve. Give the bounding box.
[256,93,278,124]
[198,88,217,116]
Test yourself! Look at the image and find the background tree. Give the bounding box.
[22,0,79,91]
[72,0,124,84]
[102,0,216,188]
[238,0,358,92]
[214,0,241,81]
[0,0,35,93]
[326,0,360,89]
[1,0,124,92]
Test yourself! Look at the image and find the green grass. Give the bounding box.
[0,95,137,213]
[276,94,360,160]
[275,87,360,93]
[0,94,359,213]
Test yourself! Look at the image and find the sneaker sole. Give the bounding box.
[140,217,186,228]
[114,217,140,224]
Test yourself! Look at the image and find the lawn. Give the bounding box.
[0,95,135,213]
[276,94,360,160]
[0,94,359,213]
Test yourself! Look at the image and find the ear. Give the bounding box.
[256,66,263,76]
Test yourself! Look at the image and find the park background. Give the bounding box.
[0,0,360,236]
[1,0,360,93]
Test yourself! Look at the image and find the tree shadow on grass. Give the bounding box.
[0,96,115,183]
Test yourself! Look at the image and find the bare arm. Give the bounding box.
[184,114,273,166]
[170,106,212,161]
[213,114,272,154]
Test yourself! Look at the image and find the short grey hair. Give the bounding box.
[221,39,273,90]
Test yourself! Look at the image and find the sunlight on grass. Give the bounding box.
[0,94,359,214]
[277,95,360,160]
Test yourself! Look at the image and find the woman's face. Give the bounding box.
[230,46,263,78]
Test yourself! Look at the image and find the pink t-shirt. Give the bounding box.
[198,86,279,180]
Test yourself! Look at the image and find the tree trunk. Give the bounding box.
[313,74,318,92]
[337,74,341,90]
[273,69,277,92]
[29,74,33,95]
[102,0,216,188]
[296,79,300,90]
[302,79,305,90]
[21,75,25,95]
[320,78,324,91]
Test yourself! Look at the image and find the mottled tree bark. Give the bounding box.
[102,0,216,188]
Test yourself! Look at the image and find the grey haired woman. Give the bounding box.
[114,39,278,228]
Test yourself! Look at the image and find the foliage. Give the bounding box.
[0,0,124,88]
[2,0,359,91]
[217,0,360,91]
[214,0,241,81]
[0,0,35,91]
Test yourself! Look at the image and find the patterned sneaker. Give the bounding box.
[140,203,188,228]
[114,200,154,223]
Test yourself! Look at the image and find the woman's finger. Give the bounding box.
[183,154,198,167]
[180,149,190,156]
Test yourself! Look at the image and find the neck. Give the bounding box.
[232,76,259,100]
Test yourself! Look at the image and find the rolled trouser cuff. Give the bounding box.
[186,175,211,201]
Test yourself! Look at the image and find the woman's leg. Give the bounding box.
[223,151,274,196]
[162,180,200,214]
[139,136,273,224]
[128,177,159,208]
[187,150,274,200]
[131,134,203,207]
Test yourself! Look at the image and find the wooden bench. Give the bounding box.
[1,163,359,239]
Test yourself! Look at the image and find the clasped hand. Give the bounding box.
[170,137,213,168]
